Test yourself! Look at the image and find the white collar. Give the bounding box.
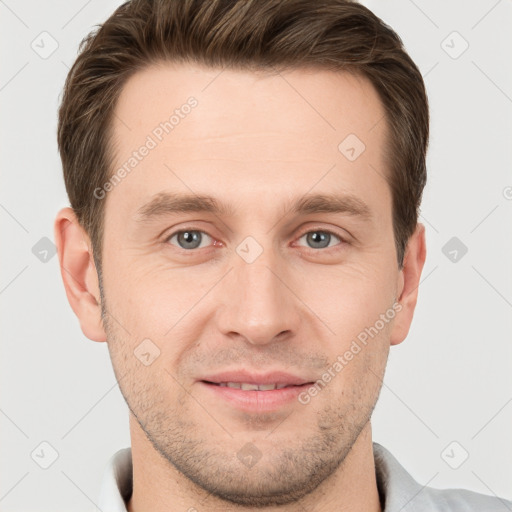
[97,446,133,511]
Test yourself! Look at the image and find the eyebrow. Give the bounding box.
[135,191,372,222]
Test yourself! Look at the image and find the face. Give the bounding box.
[63,63,423,506]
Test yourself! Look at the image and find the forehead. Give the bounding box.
[107,62,389,218]
[113,62,385,144]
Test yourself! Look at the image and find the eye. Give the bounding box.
[164,227,346,252]
[296,229,344,250]
[166,229,213,250]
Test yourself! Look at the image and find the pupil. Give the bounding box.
[179,231,201,249]
[308,231,329,249]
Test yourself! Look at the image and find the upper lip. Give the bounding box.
[199,370,314,386]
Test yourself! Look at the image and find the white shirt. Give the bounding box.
[97,442,511,511]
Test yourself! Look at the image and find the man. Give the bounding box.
[54,0,511,510]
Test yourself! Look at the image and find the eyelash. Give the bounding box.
[164,227,348,253]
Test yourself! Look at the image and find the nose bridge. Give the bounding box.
[217,238,301,344]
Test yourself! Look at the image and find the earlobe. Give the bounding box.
[390,223,426,346]
[54,207,107,342]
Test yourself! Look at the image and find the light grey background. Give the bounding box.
[1,1,511,510]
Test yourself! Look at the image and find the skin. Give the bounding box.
[55,63,426,512]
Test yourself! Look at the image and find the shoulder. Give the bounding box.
[420,485,512,512]
[373,442,512,512]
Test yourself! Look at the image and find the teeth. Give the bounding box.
[241,383,260,391]
[216,382,293,390]
[258,384,279,391]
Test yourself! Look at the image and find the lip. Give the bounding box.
[197,370,315,413]
[198,370,312,386]
[198,381,313,413]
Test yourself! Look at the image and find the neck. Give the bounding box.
[127,416,382,512]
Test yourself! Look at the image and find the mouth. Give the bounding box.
[198,380,314,412]
[201,380,309,391]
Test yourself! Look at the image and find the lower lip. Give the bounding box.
[198,381,312,412]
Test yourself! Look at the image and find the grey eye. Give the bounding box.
[298,230,341,249]
[168,230,212,250]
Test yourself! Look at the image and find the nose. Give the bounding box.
[215,246,302,346]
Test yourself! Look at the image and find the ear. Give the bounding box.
[390,223,426,346]
[54,207,106,342]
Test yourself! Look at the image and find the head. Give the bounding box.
[55,0,427,507]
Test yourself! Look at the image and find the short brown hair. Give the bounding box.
[58,0,428,270]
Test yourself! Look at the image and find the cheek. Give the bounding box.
[101,258,210,338]
[302,262,397,336]
[102,263,221,386]
[328,322,390,400]
[302,331,389,424]
[105,311,188,408]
